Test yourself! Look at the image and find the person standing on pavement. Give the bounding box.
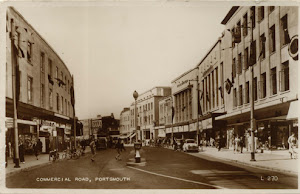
[240,135,245,153]
[234,135,240,154]
[173,138,178,151]
[288,132,297,159]
[115,138,122,160]
[33,139,42,160]
[89,136,96,162]
[19,141,25,163]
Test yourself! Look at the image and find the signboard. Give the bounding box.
[189,123,195,131]
[53,130,57,137]
[184,125,189,132]
[92,119,102,128]
[178,126,183,132]
[173,127,178,133]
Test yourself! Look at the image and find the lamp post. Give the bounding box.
[133,90,141,163]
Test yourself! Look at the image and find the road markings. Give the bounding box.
[109,168,125,171]
[127,166,227,189]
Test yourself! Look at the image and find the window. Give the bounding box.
[269,6,275,13]
[231,27,236,48]
[258,6,265,22]
[232,58,236,77]
[61,96,64,114]
[55,67,58,79]
[151,102,153,110]
[202,80,205,112]
[68,80,69,94]
[238,53,242,74]
[269,25,276,53]
[244,47,249,70]
[56,93,59,111]
[260,72,267,98]
[220,62,224,105]
[243,13,248,36]
[280,14,289,46]
[239,85,243,106]
[27,41,32,62]
[215,67,219,107]
[212,71,215,109]
[49,88,53,109]
[65,76,67,91]
[245,81,250,103]
[208,74,211,110]
[251,6,256,28]
[41,84,45,107]
[280,61,289,92]
[65,99,67,115]
[40,53,45,72]
[27,76,33,103]
[48,59,52,76]
[233,88,237,107]
[250,40,257,66]
[254,77,258,101]
[61,71,63,81]
[271,67,277,95]
[260,33,266,59]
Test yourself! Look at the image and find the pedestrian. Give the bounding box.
[288,132,297,159]
[19,141,25,164]
[173,138,178,151]
[120,139,126,152]
[234,135,240,154]
[240,135,245,153]
[89,136,96,162]
[33,139,42,160]
[115,138,122,161]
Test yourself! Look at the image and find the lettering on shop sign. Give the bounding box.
[177,80,189,88]
[92,119,102,128]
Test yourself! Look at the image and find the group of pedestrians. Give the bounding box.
[18,138,43,164]
[89,136,126,162]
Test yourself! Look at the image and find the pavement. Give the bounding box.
[190,146,298,176]
[6,147,91,177]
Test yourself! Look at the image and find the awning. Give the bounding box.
[129,133,136,139]
[287,101,298,120]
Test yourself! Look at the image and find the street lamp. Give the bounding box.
[133,90,141,163]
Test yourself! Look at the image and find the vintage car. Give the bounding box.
[183,139,199,152]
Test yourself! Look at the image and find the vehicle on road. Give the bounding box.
[183,139,199,152]
[96,137,107,150]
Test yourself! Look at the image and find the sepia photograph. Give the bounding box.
[1,0,299,192]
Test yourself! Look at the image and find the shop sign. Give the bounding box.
[166,128,170,133]
[92,119,102,128]
[41,120,56,127]
[53,130,57,137]
[179,126,183,132]
[189,123,195,131]
[5,120,13,128]
[173,127,178,133]
[184,125,189,132]
[65,128,71,135]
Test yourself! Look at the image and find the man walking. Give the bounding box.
[115,138,122,161]
[89,136,96,162]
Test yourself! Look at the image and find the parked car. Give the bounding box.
[183,139,199,152]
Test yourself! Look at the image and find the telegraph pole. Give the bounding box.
[196,75,200,146]
[10,19,20,168]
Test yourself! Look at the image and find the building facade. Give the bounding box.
[156,96,173,138]
[119,108,131,136]
[6,7,75,154]
[217,6,298,149]
[129,87,171,143]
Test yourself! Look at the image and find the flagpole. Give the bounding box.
[10,19,20,168]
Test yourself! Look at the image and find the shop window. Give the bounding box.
[269,25,276,53]
[280,14,289,46]
[260,72,267,98]
[270,67,277,95]
[250,6,256,29]
[280,61,289,92]
[243,13,248,36]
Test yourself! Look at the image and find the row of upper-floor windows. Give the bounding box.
[233,61,289,107]
[232,14,289,78]
[130,114,154,127]
[16,72,72,117]
[130,102,154,115]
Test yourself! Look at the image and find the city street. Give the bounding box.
[6,146,297,189]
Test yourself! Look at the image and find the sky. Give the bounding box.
[14,2,231,120]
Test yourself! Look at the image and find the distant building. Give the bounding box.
[120,107,130,137]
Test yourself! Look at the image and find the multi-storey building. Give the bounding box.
[170,68,199,140]
[6,7,75,153]
[156,96,173,139]
[119,108,131,137]
[216,6,298,149]
[129,87,171,143]
[197,39,226,142]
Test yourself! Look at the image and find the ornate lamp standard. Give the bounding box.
[133,90,141,163]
